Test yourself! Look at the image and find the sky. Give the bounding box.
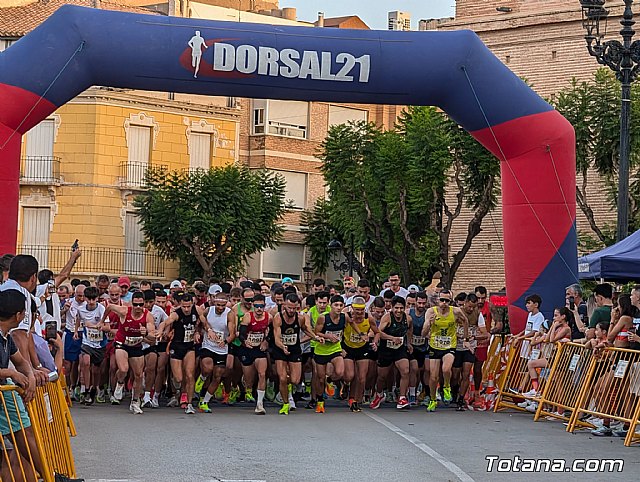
[281,1,456,30]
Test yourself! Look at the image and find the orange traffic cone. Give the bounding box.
[485,373,496,395]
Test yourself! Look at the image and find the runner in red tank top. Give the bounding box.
[101,291,155,414]
[238,293,270,414]
[101,282,128,405]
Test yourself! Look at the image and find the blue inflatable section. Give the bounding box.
[0,5,553,132]
[0,5,577,330]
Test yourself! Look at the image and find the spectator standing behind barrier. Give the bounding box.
[0,254,15,284]
[0,289,45,479]
[512,294,544,354]
[607,294,636,349]
[565,283,588,342]
[587,283,613,340]
[36,248,82,335]
[0,255,49,386]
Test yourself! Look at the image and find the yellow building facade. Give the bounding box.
[18,88,240,281]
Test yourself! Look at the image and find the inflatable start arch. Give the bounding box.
[0,5,577,330]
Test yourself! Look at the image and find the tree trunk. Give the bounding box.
[575,170,608,245]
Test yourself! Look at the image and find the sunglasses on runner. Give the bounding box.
[243,297,254,303]
[132,302,144,307]
[253,303,265,309]
[439,298,451,303]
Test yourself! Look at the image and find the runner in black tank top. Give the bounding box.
[371,296,413,410]
[161,293,206,414]
[272,293,319,414]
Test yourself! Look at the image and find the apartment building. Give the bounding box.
[1,0,240,281]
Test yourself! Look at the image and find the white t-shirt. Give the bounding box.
[525,312,545,335]
[378,286,409,299]
[142,305,168,350]
[0,279,36,332]
[36,284,62,332]
[521,311,545,358]
[78,303,105,349]
[202,307,230,355]
[65,299,85,332]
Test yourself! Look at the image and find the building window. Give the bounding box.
[328,105,368,129]
[272,170,307,209]
[124,212,145,275]
[253,100,266,134]
[261,243,304,281]
[189,132,211,170]
[252,99,308,139]
[126,125,151,184]
[0,38,17,52]
[21,207,51,268]
[25,119,56,181]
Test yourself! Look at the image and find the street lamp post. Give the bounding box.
[579,0,640,241]
[303,263,314,292]
[327,235,363,277]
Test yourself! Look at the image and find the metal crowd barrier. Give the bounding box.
[533,342,593,423]
[566,346,640,447]
[0,386,41,482]
[0,379,77,482]
[494,339,559,413]
[481,336,503,384]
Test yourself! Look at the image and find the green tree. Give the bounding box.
[315,107,500,288]
[301,197,341,275]
[549,69,640,250]
[134,165,287,280]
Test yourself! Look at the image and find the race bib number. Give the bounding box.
[568,354,580,372]
[214,331,225,343]
[326,330,343,342]
[281,333,297,346]
[125,336,143,346]
[386,338,403,349]
[350,332,364,344]
[433,335,452,349]
[184,327,195,343]
[614,360,629,378]
[411,335,426,346]
[86,327,103,342]
[248,332,264,347]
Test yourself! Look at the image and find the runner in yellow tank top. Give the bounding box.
[421,290,469,412]
[342,296,380,412]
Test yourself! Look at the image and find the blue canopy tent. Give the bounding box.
[578,229,640,280]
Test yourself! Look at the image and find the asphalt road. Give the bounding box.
[70,399,639,482]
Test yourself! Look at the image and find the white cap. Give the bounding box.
[208,284,223,295]
[408,284,421,292]
[170,280,182,289]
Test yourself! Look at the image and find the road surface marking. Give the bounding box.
[365,412,475,482]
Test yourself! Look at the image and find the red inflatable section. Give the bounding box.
[0,83,58,255]
[471,110,576,333]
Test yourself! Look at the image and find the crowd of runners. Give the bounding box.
[2,248,639,427]
[0,250,509,416]
[42,267,506,415]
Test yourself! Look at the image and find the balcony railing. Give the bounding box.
[118,161,166,190]
[18,245,166,278]
[267,121,306,139]
[20,156,61,185]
